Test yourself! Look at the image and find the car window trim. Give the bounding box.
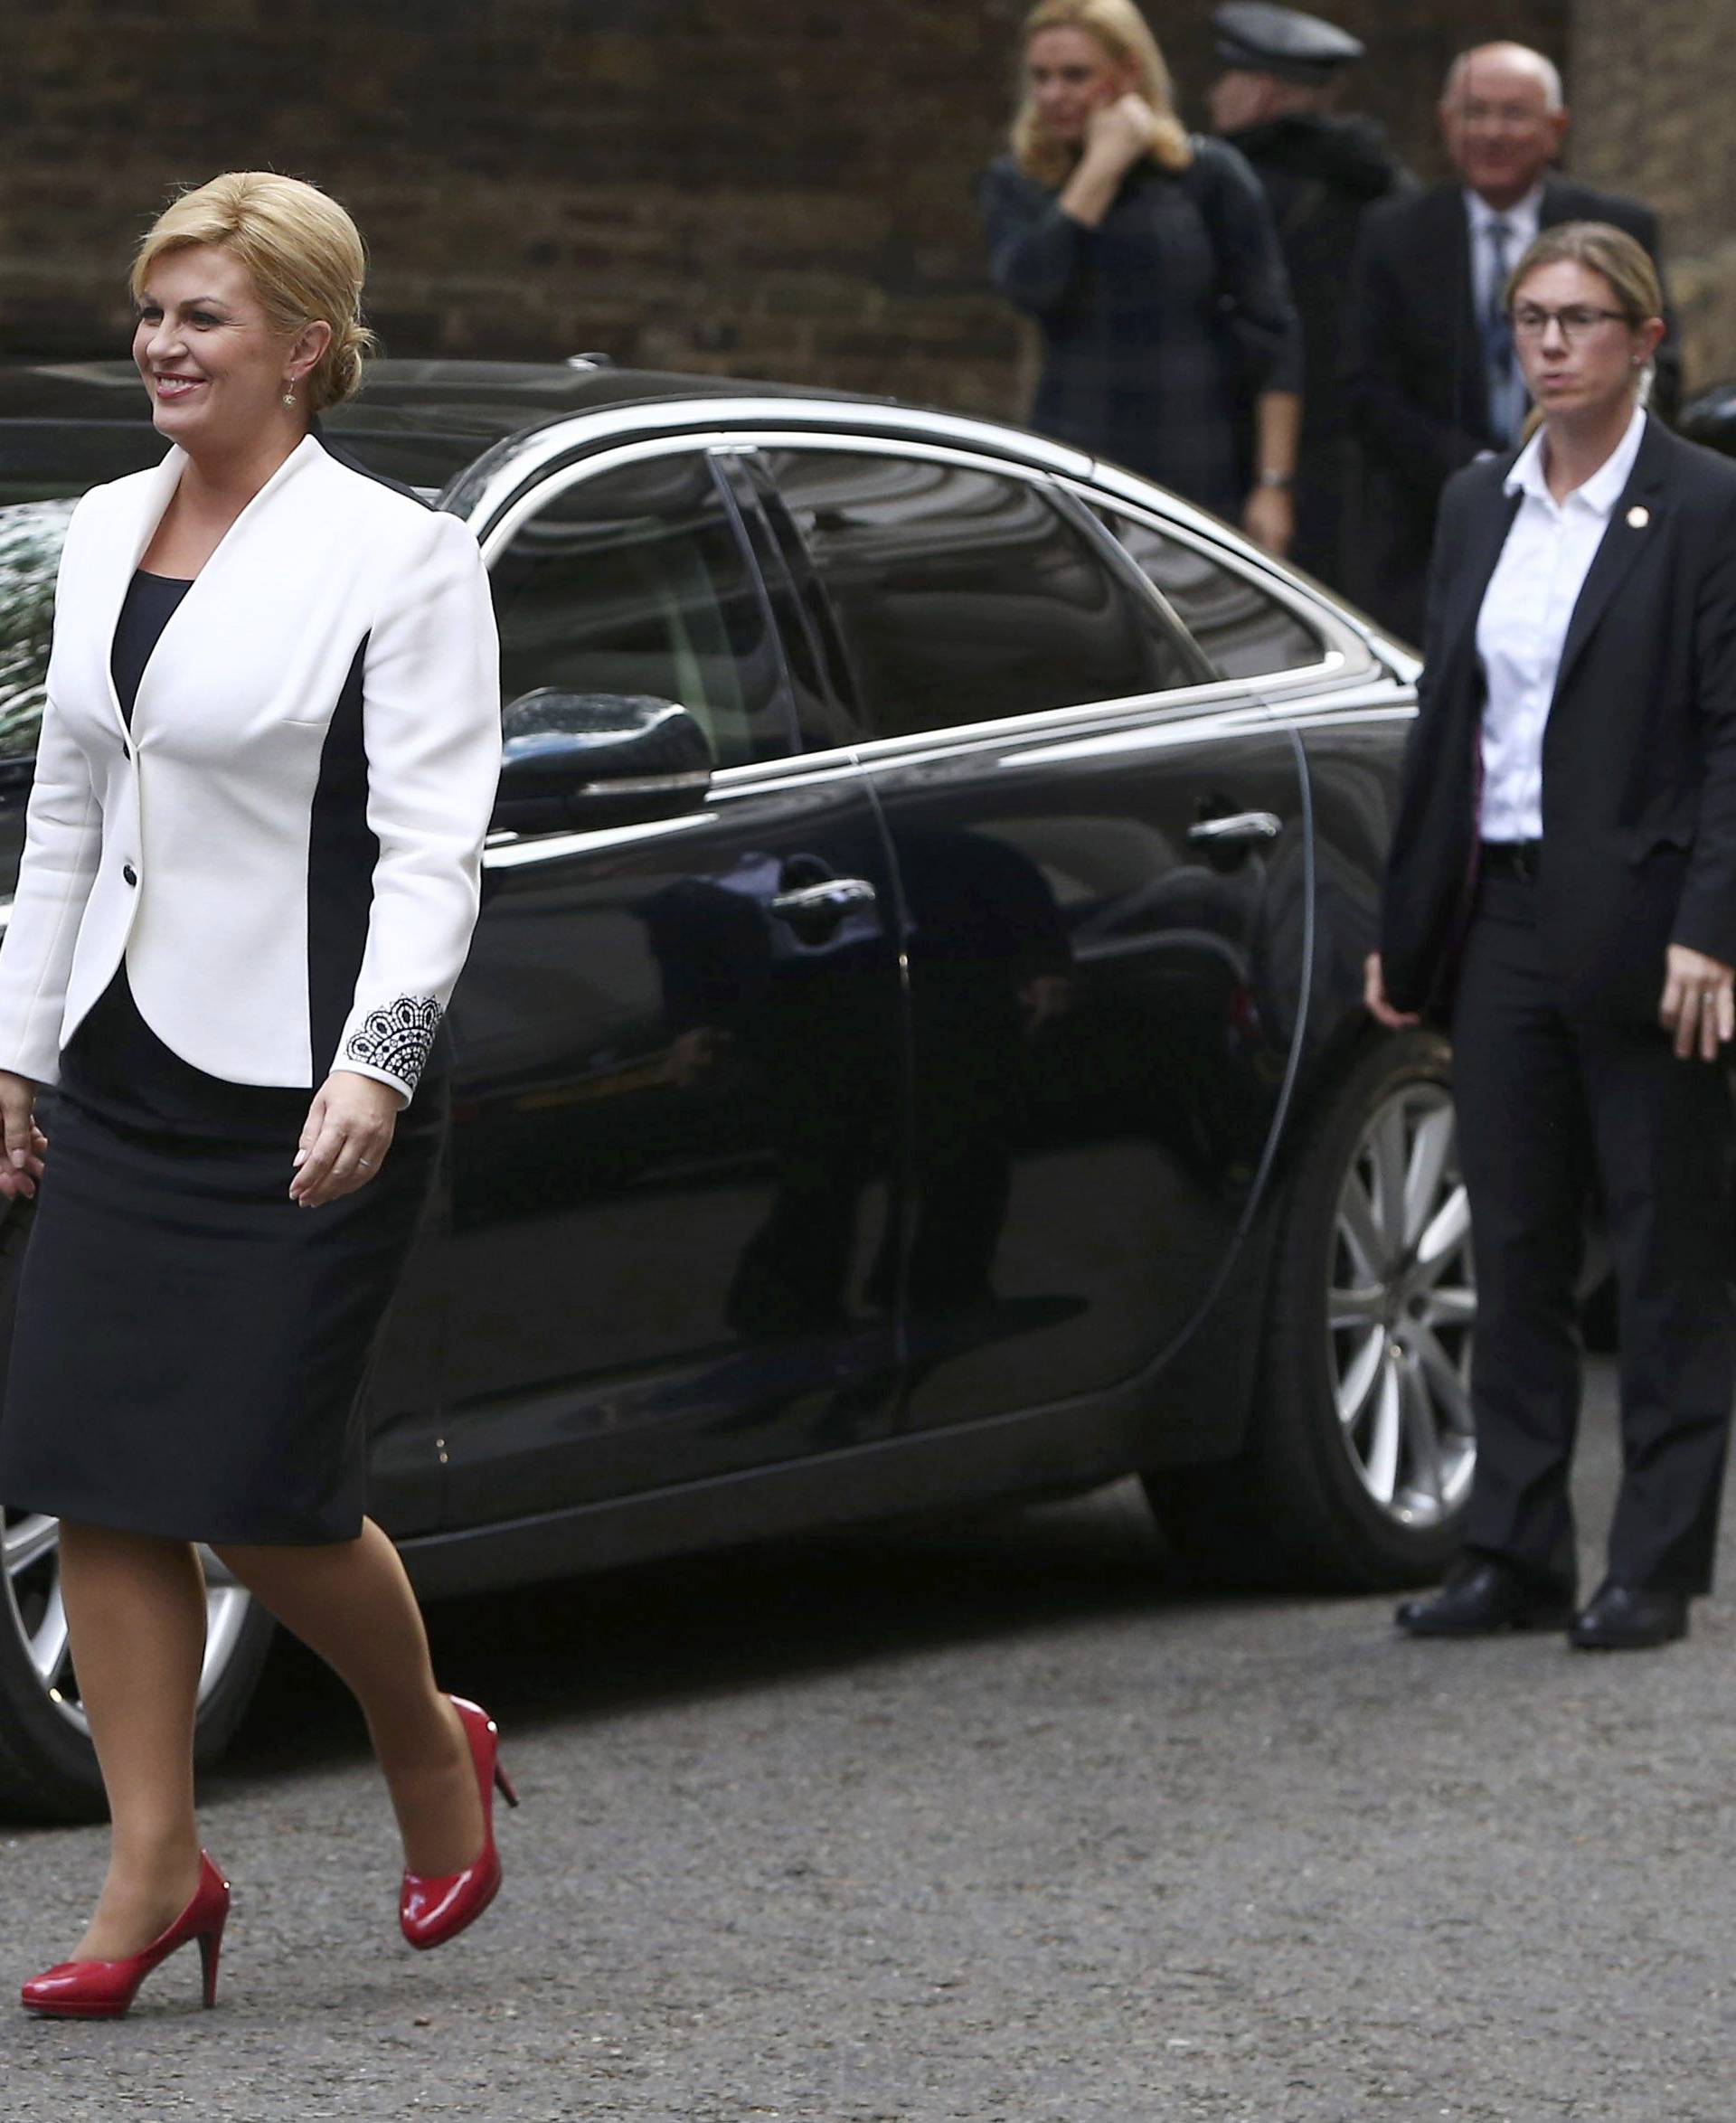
[481,431,803,771]
[1060,476,1368,690]
[1046,482,1214,687]
[743,432,1231,738]
[448,397,1099,536]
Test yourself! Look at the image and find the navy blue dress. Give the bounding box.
[978,138,1302,521]
[0,571,443,1545]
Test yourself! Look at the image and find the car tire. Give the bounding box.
[1147,1032,1476,1591]
[0,1201,276,1823]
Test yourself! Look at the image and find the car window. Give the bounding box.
[764,448,1195,739]
[0,422,207,761]
[489,453,792,769]
[1100,510,1325,682]
[0,490,78,761]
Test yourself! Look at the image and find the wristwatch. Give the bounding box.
[1256,469,1294,488]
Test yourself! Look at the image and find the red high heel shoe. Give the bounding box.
[21,1852,230,2019]
[400,1695,518,1950]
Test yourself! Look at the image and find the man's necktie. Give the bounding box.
[1483,217,1526,443]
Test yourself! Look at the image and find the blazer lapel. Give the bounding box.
[1551,417,1668,708]
[1450,197,1493,441]
[127,435,320,736]
[86,447,187,741]
[1449,472,1524,649]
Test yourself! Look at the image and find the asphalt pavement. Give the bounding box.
[3,1355,1732,2123]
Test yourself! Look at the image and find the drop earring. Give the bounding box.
[282,385,297,408]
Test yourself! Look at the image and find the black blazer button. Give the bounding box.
[122,863,137,886]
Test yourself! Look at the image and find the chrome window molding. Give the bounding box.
[473,417,1415,854]
[449,396,1099,541]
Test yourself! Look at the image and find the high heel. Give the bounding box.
[22,1852,230,2019]
[400,1695,518,1950]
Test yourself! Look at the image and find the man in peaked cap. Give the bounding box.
[1209,3,1410,594]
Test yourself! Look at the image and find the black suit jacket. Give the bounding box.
[1382,416,1736,1026]
[1347,175,1681,638]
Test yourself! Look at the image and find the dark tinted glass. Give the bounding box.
[766,449,1194,738]
[0,426,175,760]
[490,453,791,769]
[1103,511,1323,681]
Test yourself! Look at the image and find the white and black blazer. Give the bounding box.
[0,434,502,1103]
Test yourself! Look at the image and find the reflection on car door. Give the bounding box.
[766,445,1311,1433]
[439,450,906,1528]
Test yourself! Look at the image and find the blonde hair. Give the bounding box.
[1013,0,1194,186]
[1507,219,1664,326]
[131,172,375,413]
[1509,222,1664,435]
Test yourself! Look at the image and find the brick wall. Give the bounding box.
[4,0,1604,425]
[1567,0,1736,396]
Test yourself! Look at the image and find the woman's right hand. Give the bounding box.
[0,1069,47,1203]
[1082,93,1156,175]
[1363,953,1420,1031]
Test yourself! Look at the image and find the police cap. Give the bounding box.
[1212,2,1366,86]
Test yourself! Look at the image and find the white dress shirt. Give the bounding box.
[1476,401,1648,842]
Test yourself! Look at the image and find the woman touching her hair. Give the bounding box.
[0,171,507,2016]
[1369,223,1736,1653]
[978,0,1304,554]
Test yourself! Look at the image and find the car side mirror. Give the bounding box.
[494,690,714,833]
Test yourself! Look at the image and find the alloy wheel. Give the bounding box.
[2,1509,256,1735]
[1326,1083,1476,1528]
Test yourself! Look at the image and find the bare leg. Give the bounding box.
[212,1518,483,1875]
[56,1523,207,1959]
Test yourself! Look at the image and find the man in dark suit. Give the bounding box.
[1346,42,1679,642]
[1210,2,1412,592]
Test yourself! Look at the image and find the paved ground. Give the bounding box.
[3,1357,1733,2122]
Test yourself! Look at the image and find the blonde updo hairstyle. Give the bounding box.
[130,172,374,414]
[1014,0,1194,187]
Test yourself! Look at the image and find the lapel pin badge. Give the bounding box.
[1628,505,1651,529]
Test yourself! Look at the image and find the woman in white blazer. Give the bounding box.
[0,175,511,2018]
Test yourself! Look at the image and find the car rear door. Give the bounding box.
[434,444,907,1529]
[760,440,1316,1436]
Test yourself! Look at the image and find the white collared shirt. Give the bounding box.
[1466,184,1544,319]
[1476,401,1648,841]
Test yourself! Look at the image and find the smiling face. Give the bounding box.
[132,242,326,458]
[1025,25,1134,148]
[1511,258,1660,426]
[1439,48,1568,208]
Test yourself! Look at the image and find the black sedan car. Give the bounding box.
[0,358,1469,1819]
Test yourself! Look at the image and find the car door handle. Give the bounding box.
[769,877,879,923]
[1187,811,1283,847]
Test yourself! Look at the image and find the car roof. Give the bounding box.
[0,356,882,492]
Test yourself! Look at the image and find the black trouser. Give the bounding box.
[1451,864,1735,1596]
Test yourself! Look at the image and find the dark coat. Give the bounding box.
[1347,175,1681,641]
[977,139,1301,521]
[1222,113,1411,589]
[1381,416,1736,1027]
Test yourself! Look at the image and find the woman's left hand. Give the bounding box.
[290,1071,402,1207]
[1242,483,1294,559]
[1659,943,1736,1061]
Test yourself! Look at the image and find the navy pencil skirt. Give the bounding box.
[0,970,441,1545]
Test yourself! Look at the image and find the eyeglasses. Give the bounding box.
[1509,304,1637,344]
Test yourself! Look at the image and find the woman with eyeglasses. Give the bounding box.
[1365,221,1736,1652]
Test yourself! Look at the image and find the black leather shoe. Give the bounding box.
[1568,1580,1689,1651]
[1395,1559,1576,1638]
